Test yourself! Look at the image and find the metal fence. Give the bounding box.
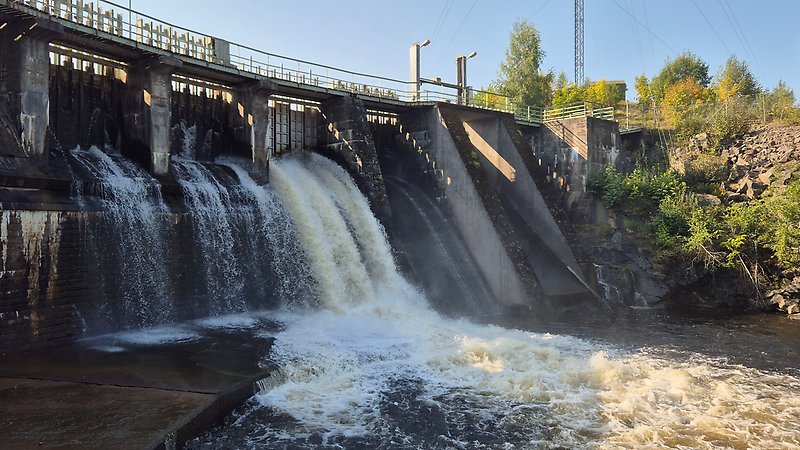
[10,0,624,127]
[543,102,615,123]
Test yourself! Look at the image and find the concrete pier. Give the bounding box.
[234,80,276,179]
[0,18,63,159]
[0,325,275,449]
[126,56,183,176]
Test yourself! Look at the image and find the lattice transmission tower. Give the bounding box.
[574,0,584,84]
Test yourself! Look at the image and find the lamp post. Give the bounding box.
[456,51,477,105]
[409,39,430,102]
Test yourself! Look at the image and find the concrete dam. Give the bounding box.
[0,0,613,355]
[4,2,800,450]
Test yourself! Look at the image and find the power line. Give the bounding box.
[610,0,676,54]
[691,0,732,55]
[625,0,645,68]
[532,0,554,18]
[426,0,455,59]
[720,0,761,72]
[715,0,754,64]
[432,0,478,70]
[640,0,656,60]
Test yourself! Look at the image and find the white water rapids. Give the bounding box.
[189,153,800,449]
[67,147,798,449]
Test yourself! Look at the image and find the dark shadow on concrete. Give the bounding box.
[385,176,499,319]
[0,319,279,449]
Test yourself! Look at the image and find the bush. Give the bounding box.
[588,165,683,213]
[652,192,691,249]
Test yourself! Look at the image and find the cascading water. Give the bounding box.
[171,157,247,313]
[68,147,800,449]
[67,147,311,330]
[183,153,800,450]
[69,146,175,327]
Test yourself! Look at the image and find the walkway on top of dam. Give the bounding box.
[0,0,551,124]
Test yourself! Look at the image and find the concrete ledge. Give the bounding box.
[0,327,276,449]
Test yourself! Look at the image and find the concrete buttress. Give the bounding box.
[0,18,63,159]
[234,80,276,181]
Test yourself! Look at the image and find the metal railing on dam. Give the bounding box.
[3,0,622,127]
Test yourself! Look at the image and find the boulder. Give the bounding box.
[694,193,722,207]
[757,168,774,186]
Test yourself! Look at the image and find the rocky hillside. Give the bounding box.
[721,124,800,200]
[672,125,800,315]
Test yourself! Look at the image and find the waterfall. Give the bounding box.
[59,148,800,450]
[191,153,800,450]
[70,146,174,327]
[171,157,248,314]
[67,148,313,330]
[269,155,377,311]
[220,160,315,307]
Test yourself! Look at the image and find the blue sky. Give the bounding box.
[131,0,799,101]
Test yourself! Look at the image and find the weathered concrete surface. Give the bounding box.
[528,116,621,217]
[409,105,541,308]
[457,109,592,300]
[126,56,183,176]
[0,18,63,158]
[233,80,276,179]
[318,96,391,220]
[0,326,274,449]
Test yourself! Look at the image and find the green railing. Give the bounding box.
[543,102,615,123]
[8,0,624,128]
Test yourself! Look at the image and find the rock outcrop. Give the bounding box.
[720,124,800,200]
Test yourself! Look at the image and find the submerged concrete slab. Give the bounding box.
[0,377,214,450]
[0,324,275,449]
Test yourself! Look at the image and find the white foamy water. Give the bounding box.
[70,146,174,326]
[227,154,800,450]
[90,324,200,347]
[195,313,260,330]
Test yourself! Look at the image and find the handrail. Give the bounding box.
[7,0,625,127]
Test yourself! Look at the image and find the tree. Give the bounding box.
[661,78,713,134]
[715,55,760,100]
[585,80,624,107]
[471,84,509,110]
[767,81,798,122]
[634,74,652,104]
[651,52,710,99]
[551,82,586,107]
[496,19,553,106]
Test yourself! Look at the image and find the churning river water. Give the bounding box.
[73,149,799,449]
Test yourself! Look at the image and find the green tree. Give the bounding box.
[551,82,586,107]
[496,19,554,106]
[714,55,760,100]
[585,79,624,107]
[767,81,796,122]
[634,74,652,103]
[651,52,710,99]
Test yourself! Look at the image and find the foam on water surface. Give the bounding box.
[188,154,800,450]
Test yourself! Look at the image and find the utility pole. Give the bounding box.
[409,39,430,102]
[574,0,584,84]
[456,51,477,105]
